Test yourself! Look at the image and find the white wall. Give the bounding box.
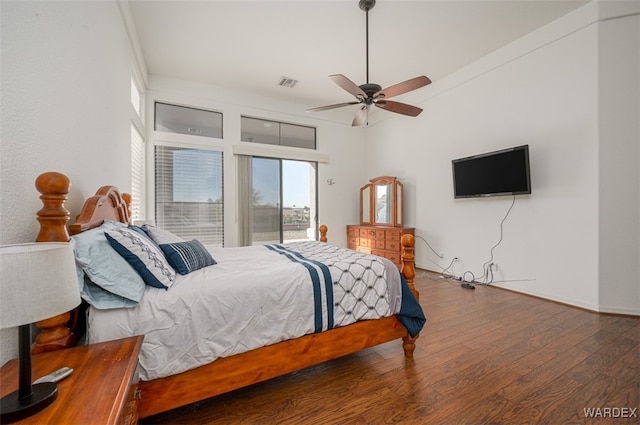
[597,7,640,314]
[1,1,138,364]
[365,1,639,314]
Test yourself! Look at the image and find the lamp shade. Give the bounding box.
[0,243,80,329]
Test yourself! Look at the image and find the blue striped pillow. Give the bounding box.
[160,240,216,275]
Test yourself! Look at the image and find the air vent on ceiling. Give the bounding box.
[278,76,298,88]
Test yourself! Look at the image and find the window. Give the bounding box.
[155,103,222,138]
[131,77,142,117]
[130,124,145,221]
[155,146,224,246]
[251,158,317,244]
[237,116,319,245]
[130,76,145,221]
[241,117,315,149]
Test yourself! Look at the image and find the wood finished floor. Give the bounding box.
[141,271,639,425]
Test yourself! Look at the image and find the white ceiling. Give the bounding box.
[128,0,589,110]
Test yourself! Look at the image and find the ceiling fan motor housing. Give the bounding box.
[359,83,383,103]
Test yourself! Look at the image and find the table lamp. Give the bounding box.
[0,242,80,423]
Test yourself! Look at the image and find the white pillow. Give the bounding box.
[141,224,185,245]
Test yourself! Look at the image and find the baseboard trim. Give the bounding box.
[418,267,640,318]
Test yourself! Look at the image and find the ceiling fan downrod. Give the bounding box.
[359,0,375,85]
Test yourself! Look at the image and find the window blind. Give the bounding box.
[130,123,145,221]
[155,145,224,246]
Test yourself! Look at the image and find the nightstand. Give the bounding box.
[0,335,143,425]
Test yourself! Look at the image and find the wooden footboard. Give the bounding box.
[33,171,419,419]
[138,315,407,418]
[139,234,418,418]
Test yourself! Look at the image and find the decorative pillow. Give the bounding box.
[71,221,146,302]
[142,224,185,245]
[128,224,152,240]
[105,227,176,289]
[160,240,217,275]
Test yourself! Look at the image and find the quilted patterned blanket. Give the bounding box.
[87,241,423,380]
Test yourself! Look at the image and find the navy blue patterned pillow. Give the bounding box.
[105,227,176,289]
[160,240,216,275]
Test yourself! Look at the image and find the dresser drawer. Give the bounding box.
[385,230,402,241]
[346,225,414,270]
[356,246,371,255]
[360,228,377,239]
[385,252,401,264]
[386,240,400,251]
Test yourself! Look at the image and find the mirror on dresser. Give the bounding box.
[360,176,403,227]
[349,176,413,269]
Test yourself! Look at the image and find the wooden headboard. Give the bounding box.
[69,186,131,235]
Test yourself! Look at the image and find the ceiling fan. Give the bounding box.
[307,0,431,126]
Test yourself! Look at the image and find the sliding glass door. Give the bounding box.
[251,157,317,244]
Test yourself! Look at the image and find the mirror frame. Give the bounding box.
[360,176,404,227]
[359,184,373,225]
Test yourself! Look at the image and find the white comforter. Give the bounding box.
[87,242,401,380]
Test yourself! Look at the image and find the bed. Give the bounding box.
[32,171,426,419]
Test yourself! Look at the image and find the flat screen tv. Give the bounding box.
[452,145,531,198]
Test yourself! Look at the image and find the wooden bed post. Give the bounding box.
[401,234,417,300]
[400,234,418,358]
[121,193,132,219]
[33,171,76,354]
[319,224,328,242]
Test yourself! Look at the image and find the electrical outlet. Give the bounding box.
[490,263,498,271]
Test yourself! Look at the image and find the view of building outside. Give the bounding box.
[252,158,315,243]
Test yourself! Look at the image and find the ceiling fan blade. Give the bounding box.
[375,76,431,99]
[306,101,360,112]
[330,74,366,98]
[375,100,423,117]
[352,105,370,126]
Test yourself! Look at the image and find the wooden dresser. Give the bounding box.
[347,225,415,268]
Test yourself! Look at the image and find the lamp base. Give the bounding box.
[0,382,58,423]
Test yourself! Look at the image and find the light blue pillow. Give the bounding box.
[160,240,217,275]
[105,227,176,289]
[77,272,139,310]
[71,221,146,304]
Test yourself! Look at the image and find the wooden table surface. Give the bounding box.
[1,335,143,425]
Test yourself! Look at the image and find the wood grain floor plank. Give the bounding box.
[141,271,639,425]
